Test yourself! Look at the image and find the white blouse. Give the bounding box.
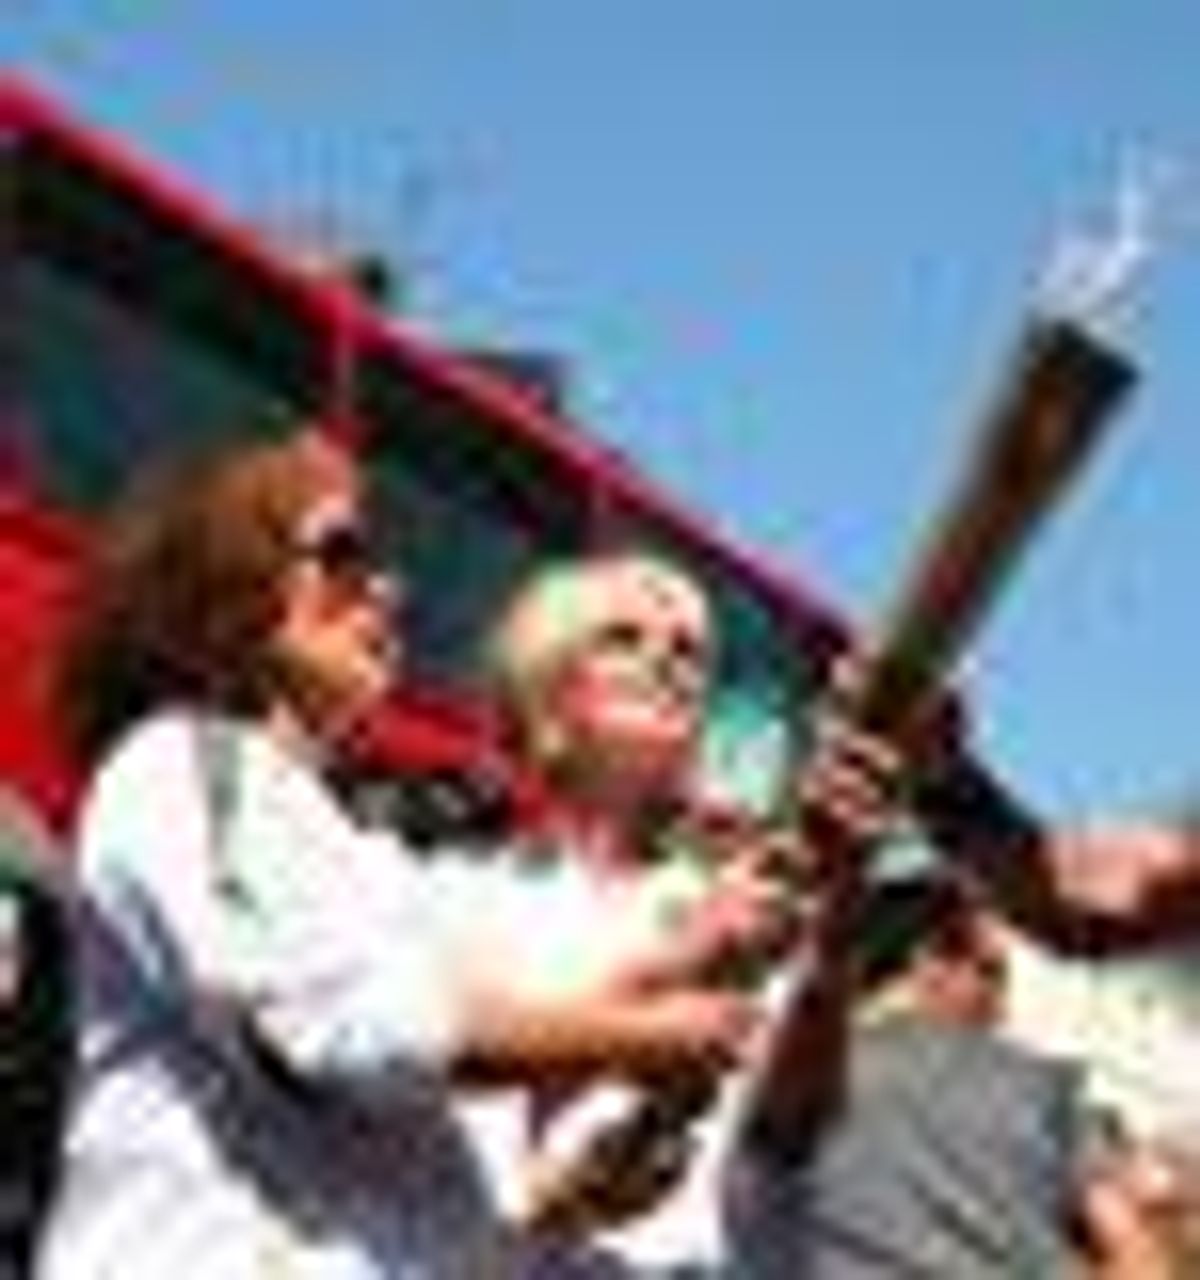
[36,711,624,1279]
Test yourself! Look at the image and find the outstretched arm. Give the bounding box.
[913,751,1200,955]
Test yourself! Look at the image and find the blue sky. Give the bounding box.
[8,3,1200,818]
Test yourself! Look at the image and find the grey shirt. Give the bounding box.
[723,1016,1097,1279]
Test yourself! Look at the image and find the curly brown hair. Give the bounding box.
[58,430,359,766]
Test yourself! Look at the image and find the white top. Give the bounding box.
[438,849,739,1273]
[36,712,625,1280]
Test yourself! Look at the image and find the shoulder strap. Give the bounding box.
[186,717,329,1108]
[192,716,243,878]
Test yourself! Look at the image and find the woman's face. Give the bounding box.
[547,564,712,795]
[270,487,400,733]
[922,917,1009,1029]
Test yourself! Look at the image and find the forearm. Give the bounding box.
[912,753,1131,953]
[911,752,1059,920]
[450,982,743,1088]
[600,910,794,997]
[1080,1176,1177,1280]
[1050,822,1200,951]
[915,754,1200,953]
[737,863,863,1160]
[597,929,724,996]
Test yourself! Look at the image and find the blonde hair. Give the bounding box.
[485,551,712,766]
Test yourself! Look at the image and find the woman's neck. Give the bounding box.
[263,699,334,768]
[546,772,659,880]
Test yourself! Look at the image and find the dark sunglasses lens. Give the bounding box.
[306,526,378,583]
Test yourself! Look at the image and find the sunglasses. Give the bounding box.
[294,520,385,591]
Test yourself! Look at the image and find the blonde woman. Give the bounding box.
[465,552,865,1269]
[479,555,809,1038]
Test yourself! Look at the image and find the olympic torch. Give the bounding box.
[524,165,1164,1235]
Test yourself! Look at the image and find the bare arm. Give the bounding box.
[449,974,757,1089]
[737,714,901,1159]
[913,753,1200,955]
[736,847,864,1160]
[1078,1163,1177,1280]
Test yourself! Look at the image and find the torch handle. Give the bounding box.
[852,317,1134,735]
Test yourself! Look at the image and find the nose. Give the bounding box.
[368,566,403,613]
[658,642,707,699]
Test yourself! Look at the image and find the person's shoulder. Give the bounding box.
[862,1015,1048,1079]
[80,710,278,858]
[89,709,201,795]
[934,1022,1080,1110]
[92,710,278,791]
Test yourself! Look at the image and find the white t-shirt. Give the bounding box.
[36,711,623,1280]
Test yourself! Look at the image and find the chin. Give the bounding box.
[355,664,396,711]
[325,661,394,728]
[608,734,691,790]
